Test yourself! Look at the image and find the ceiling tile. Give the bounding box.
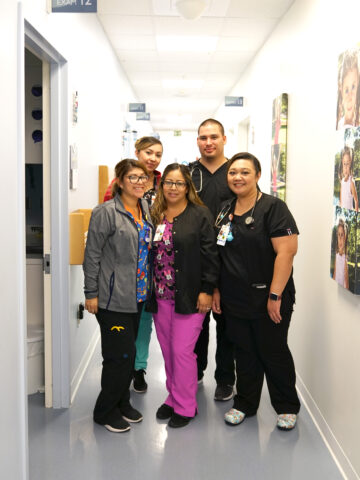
[115,50,160,64]
[153,16,224,36]
[217,36,265,52]
[221,18,276,37]
[226,0,294,19]
[159,62,209,74]
[110,35,157,51]
[210,50,254,64]
[98,0,152,15]
[98,15,155,35]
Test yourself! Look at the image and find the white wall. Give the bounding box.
[216,0,360,477]
[0,2,28,479]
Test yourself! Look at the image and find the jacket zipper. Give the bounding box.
[119,210,140,308]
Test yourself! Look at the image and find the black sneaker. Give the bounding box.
[119,404,143,423]
[133,369,148,393]
[94,414,131,433]
[156,403,174,420]
[168,413,193,428]
[214,384,234,401]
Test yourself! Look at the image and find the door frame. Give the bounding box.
[24,20,70,408]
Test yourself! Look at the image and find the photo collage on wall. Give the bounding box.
[270,93,288,201]
[331,45,360,293]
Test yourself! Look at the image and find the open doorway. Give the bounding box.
[25,21,70,409]
[238,117,250,152]
[24,49,46,401]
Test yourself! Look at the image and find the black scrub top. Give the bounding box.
[217,193,299,318]
[188,161,234,219]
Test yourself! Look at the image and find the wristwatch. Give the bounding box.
[269,292,282,301]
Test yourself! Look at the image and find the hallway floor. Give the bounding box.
[28,322,343,480]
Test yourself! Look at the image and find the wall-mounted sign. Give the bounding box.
[52,0,97,13]
[225,96,244,107]
[136,112,150,121]
[129,103,146,113]
[174,130,182,136]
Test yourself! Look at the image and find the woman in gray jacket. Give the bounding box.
[83,159,153,433]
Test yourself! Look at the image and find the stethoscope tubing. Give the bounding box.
[189,164,203,193]
[215,190,260,230]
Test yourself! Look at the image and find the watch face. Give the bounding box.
[269,293,279,301]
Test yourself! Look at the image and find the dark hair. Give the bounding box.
[111,159,148,197]
[135,136,163,153]
[197,118,225,136]
[151,163,204,226]
[227,152,262,175]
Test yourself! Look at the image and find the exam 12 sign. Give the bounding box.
[52,0,97,13]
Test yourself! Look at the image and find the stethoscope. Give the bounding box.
[215,189,260,242]
[190,164,203,193]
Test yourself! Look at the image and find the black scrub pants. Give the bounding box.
[93,305,142,423]
[223,307,300,415]
[194,311,235,386]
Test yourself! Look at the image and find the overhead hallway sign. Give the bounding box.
[52,0,97,13]
[225,96,244,107]
[136,113,151,121]
[129,103,146,113]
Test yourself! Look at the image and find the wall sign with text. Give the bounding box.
[52,0,97,13]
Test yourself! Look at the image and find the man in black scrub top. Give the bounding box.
[189,118,235,401]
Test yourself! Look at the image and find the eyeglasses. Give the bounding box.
[127,175,149,184]
[163,180,187,189]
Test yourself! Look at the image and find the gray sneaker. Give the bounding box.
[214,384,234,401]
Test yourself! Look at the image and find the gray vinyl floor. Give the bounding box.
[28,321,343,480]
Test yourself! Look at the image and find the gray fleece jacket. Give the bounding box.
[83,194,153,313]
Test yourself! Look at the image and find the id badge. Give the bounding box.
[154,224,166,242]
[217,224,230,246]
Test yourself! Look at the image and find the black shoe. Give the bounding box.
[156,403,174,420]
[119,404,143,423]
[168,412,193,428]
[133,369,148,393]
[94,413,131,433]
[214,384,234,401]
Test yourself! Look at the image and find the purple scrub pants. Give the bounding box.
[153,299,205,417]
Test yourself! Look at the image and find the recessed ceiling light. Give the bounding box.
[156,35,218,52]
[162,79,204,89]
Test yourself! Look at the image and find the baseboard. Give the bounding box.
[296,373,359,480]
[70,328,100,405]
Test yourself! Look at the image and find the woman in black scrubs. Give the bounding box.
[212,152,300,431]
